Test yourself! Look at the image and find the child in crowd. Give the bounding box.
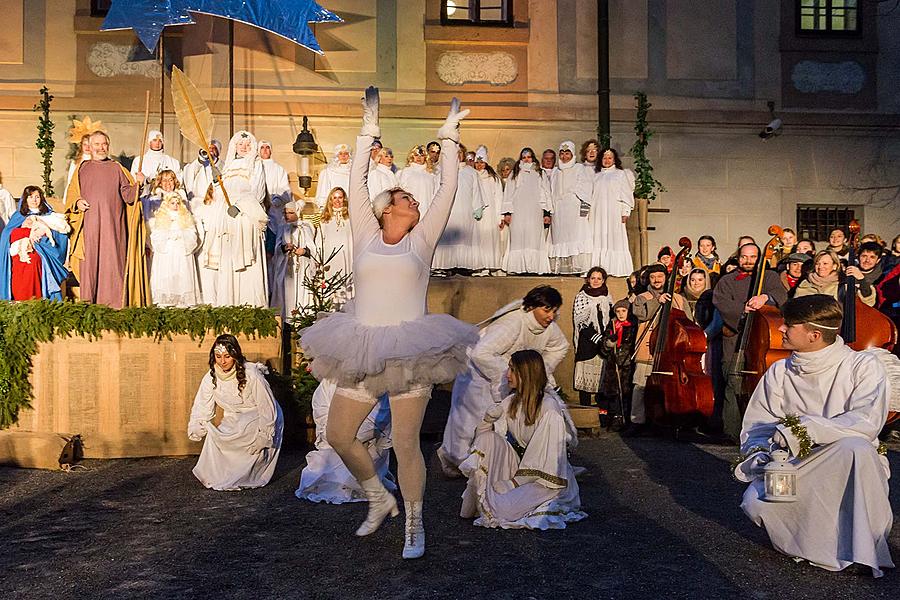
[598,299,636,430]
[148,191,201,307]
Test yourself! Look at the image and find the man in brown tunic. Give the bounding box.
[65,131,147,308]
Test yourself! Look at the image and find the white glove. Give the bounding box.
[483,402,505,424]
[771,430,789,449]
[436,97,470,143]
[360,85,381,138]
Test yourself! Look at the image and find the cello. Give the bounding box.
[644,237,714,425]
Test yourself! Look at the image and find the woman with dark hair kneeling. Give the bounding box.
[188,334,283,491]
[459,350,586,529]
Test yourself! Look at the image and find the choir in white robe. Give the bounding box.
[397,162,437,216]
[438,303,569,472]
[549,158,593,274]
[148,199,201,307]
[458,389,587,529]
[433,162,483,270]
[262,155,292,233]
[589,167,634,276]
[367,163,398,199]
[188,362,283,491]
[502,164,551,274]
[131,131,181,190]
[285,218,317,318]
[315,160,351,209]
[201,132,270,307]
[295,380,395,503]
[473,168,503,272]
[735,338,894,577]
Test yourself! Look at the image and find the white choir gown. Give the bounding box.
[318,212,353,304]
[502,164,551,274]
[472,169,503,271]
[183,156,219,208]
[296,380,395,503]
[188,362,283,491]
[132,148,181,194]
[271,218,315,318]
[300,135,478,398]
[589,167,634,276]
[148,203,202,307]
[315,161,351,209]
[438,303,569,472]
[550,161,593,274]
[367,163,398,199]
[398,163,438,216]
[735,338,894,577]
[432,163,483,270]
[458,388,587,529]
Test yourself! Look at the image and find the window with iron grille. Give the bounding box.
[796,205,857,242]
[797,0,860,34]
[441,1,513,26]
[91,0,113,17]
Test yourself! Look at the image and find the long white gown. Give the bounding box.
[299,135,478,398]
[315,161,351,209]
[735,339,894,577]
[458,389,587,529]
[262,157,292,234]
[295,380,395,503]
[318,212,353,304]
[188,362,283,491]
[550,161,593,274]
[438,303,569,471]
[271,218,315,318]
[131,148,181,192]
[472,169,503,271]
[148,205,201,307]
[398,162,437,216]
[589,167,634,276]
[432,163,483,270]
[502,164,551,274]
[202,133,269,307]
[183,156,220,208]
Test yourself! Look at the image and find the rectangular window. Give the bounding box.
[796,205,857,242]
[798,0,860,34]
[441,0,513,26]
[91,0,112,17]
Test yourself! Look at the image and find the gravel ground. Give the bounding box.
[1,427,898,599]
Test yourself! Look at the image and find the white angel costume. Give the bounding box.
[367,162,398,199]
[199,131,270,307]
[549,143,593,274]
[502,164,551,274]
[148,193,201,307]
[188,362,283,491]
[284,214,316,317]
[472,146,503,273]
[315,145,352,209]
[398,162,437,216]
[458,388,586,530]
[131,130,181,192]
[432,163,483,270]
[735,338,894,577]
[296,380,395,503]
[589,166,634,276]
[182,140,222,207]
[438,302,569,472]
[318,209,353,305]
[300,134,478,401]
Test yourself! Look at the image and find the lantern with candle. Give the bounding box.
[763,449,798,502]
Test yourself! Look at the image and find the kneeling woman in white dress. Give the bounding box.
[188,334,283,491]
[459,349,587,529]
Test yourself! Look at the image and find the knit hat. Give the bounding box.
[613,298,631,312]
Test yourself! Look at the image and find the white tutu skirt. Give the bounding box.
[300,307,479,397]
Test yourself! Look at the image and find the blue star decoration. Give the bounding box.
[102,0,342,54]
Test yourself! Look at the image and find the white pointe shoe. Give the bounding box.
[402,501,425,559]
[355,477,399,537]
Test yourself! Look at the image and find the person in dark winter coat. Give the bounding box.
[598,299,637,429]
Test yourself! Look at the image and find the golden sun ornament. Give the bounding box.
[68,116,107,144]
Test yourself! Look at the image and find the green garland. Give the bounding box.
[33,87,55,198]
[0,300,278,429]
[628,91,666,203]
[778,414,813,459]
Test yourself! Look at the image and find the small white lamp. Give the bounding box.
[763,449,798,502]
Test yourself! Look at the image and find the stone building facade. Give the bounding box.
[0,0,898,251]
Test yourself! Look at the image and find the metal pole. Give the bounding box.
[597,0,611,147]
[229,20,235,137]
[158,33,165,135]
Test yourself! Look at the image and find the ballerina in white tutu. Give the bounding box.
[300,87,478,559]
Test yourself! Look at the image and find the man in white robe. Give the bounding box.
[735,295,894,577]
[259,140,293,304]
[315,143,352,210]
[131,130,181,192]
[182,140,221,208]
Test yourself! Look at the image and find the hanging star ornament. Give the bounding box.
[101,0,342,54]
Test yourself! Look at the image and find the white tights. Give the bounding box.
[327,388,430,503]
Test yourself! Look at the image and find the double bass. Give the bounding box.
[644,238,714,425]
[746,222,898,422]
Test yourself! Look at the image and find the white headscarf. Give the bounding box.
[475,145,489,163]
[147,129,163,143]
[223,130,260,174]
[332,143,352,165]
[558,140,577,170]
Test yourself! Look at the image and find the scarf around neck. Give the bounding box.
[215,364,237,382]
[580,283,609,297]
[807,270,840,288]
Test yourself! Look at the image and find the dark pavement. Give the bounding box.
[1,430,898,599]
